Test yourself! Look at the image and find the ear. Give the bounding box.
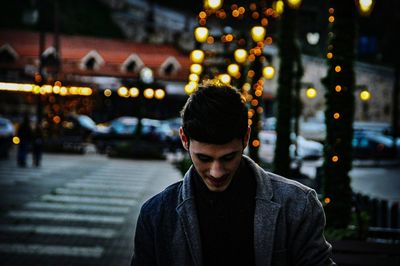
[243,126,251,149]
[179,127,189,151]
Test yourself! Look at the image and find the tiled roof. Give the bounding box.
[0,30,190,81]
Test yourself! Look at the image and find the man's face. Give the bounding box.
[179,128,249,192]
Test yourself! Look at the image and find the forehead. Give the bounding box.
[189,139,242,157]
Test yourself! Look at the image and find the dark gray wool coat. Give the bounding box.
[131,155,336,266]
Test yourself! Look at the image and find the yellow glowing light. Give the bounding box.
[306,87,317,99]
[242,83,251,91]
[257,107,263,113]
[234,49,248,64]
[358,0,374,16]
[227,64,240,78]
[143,88,155,99]
[43,85,52,94]
[251,99,259,106]
[190,64,203,75]
[184,82,198,95]
[332,155,339,162]
[335,65,341,72]
[207,36,214,44]
[333,112,340,119]
[218,74,231,84]
[273,0,284,15]
[129,87,139,97]
[69,86,78,95]
[360,90,371,101]
[199,11,207,19]
[33,85,40,94]
[324,197,331,204]
[335,85,342,92]
[104,89,112,97]
[118,86,129,97]
[194,27,209,43]
[80,87,92,96]
[53,116,61,124]
[252,139,260,147]
[326,52,333,59]
[232,9,240,17]
[251,26,266,42]
[255,90,262,97]
[54,81,62,87]
[52,86,60,94]
[329,8,334,14]
[155,89,166,100]
[190,50,205,63]
[238,7,245,14]
[287,0,302,9]
[329,16,335,23]
[204,0,223,10]
[60,86,68,96]
[262,66,275,79]
[13,136,20,145]
[189,73,200,82]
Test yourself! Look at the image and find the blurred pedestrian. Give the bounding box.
[32,123,43,167]
[16,113,32,167]
[131,80,336,265]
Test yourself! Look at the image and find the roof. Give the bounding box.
[0,30,190,81]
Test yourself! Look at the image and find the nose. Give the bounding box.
[209,160,226,178]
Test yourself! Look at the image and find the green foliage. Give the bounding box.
[324,211,371,241]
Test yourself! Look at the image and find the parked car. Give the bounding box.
[352,131,399,159]
[255,131,324,162]
[0,117,14,158]
[44,114,97,153]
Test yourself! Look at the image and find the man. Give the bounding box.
[131,80,335,266]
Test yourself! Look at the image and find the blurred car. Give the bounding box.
[352,131,399,159]
[255,131,323,162]
[93,116,177,153]
[44,114,97,153]
[0,117,14,158]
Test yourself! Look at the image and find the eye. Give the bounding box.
[221,153,236,161]
[197,155,213,162]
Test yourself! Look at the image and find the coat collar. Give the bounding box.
[177,156,281,266]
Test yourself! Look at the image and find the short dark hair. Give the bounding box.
[181,80,248,144]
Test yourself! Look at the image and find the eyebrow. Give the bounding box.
[194,150,240,160]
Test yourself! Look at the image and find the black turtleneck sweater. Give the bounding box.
[193,160,256,266]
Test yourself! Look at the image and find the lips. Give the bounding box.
[207,175,230,187]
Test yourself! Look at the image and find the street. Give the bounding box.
[0,152,399,266]
[0,152,181,266]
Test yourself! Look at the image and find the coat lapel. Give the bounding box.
[254,199,281,266]
[176,167,203,266]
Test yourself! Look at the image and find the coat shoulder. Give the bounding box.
[140,180,183,217]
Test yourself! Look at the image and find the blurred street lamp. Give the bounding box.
[234,49,248,64]
[251,26,266,42]
[190,50,205,63]
[140,67,154,84]
[359,89,371,101]
[190,64,203,75]
[129,87,140,97]
[227,63,240,78]
[306,87,317,99]
[357,0,374,16]
[154,89,165,100]
[118,86,129,97]
[189,73,200,82]
[194,27,209,43]
[287,0,302,9]
[143,88,155,99]
[262,65,275,79]
[204,0,223,10]
[184,81,198,95]
[218,74,231,84]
